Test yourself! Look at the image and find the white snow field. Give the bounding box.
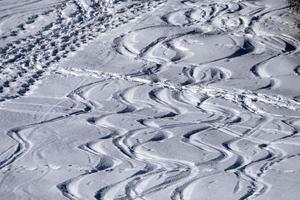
[0,0,300,199]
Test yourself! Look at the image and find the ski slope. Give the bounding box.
[0,0,300,199]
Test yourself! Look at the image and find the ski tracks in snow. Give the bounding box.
[1,0,300,199]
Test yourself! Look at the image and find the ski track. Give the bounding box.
[1,0,300,199]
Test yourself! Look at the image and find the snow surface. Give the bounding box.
[0,0,300,199]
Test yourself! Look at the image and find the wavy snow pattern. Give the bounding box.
[0,0,300,199]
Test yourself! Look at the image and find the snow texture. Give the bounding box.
[0,0,300,199]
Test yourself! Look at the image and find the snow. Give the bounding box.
[0,0,300,199]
